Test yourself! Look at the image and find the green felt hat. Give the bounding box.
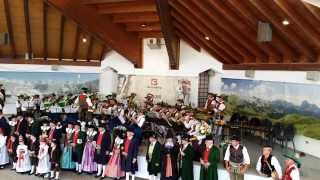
[283,151,301,168]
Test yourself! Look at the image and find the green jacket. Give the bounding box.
[181,144,194,180]
[200,145,220,180]
[146,141,161,175]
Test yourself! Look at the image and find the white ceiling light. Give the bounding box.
[282,19,290,26]
[82,38,87,43]
[204,36,210,40]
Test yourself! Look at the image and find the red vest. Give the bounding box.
[79,94,88,109]
[202,148,210,163]
[283,166,295,180]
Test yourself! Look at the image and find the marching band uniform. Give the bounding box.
[60,123,75,170]
[16,136,31,173]
[180,135,194,180]
[105,136,125,179]
[16,96,23,116]
[146,133,161,180]
[0,128,9,168]
[199,135,220,180]
[71,123,86,174]
[49,142,61,180]
[36,139,50,176]
[94,124,111,179]
[75,88,93,122]
[81,125,97,173]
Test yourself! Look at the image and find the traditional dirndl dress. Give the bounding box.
[105,138,125,178]
[0,135,9,165]
[81,131,97,173]
[36,144,50,174]
[61,130,75,169]
[15,144,31,173]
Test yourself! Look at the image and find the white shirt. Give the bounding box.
[74,93,93,107]
[286,164,300,180]
[256,155,282,178]
[136,115,145,127]
[224,144,250,165]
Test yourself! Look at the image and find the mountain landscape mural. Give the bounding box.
[221,78,320,140]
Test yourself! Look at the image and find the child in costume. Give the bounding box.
[49,141,61,180]
[105,135,125,179]
[81,124,97,173]
[7,134,18,170]
[36,138,50,177]
[15,136,31,173]
[28,134,39,175]
[60,122,75,170]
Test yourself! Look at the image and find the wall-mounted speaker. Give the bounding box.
[257,21,272,42]
[306,71,319,81]
[245,70,255,78]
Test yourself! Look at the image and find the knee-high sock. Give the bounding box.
[12,162,16,169]
[30,165,34,174]
[50,171,55,178]
[55,172,60,180]
[97,164,102,176]
[101,165,106,177]
[75,163,79,171]
[78,163,82,172]
[126,172,130,180]
[131,174,135,180]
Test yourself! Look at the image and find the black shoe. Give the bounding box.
[95,174,101,178]
[0,166,4,169]
[100,177,105,180]
[77,171,82,175]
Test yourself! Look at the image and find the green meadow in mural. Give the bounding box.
[222,78,320,140]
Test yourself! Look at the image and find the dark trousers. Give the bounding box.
[79,108,88,122]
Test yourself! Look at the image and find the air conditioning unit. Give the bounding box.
[245,70,255,78]
[257,21,272,42]
[306,71,319,81]
[51,65,59,71]
[147,38,162,49]
[0,32,10,45]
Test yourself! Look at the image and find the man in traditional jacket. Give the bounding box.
[283,151,301,180]
[122,127,139,180]
[179,134,194,180]
[27,116,41,138]
[71,122,86,174]
[256,144,282,179]
[94,124,111,179]
[160,133,179,180]
[14,115,28,137]
[75,87,92,122]
[200,134,220,180]
[146,132,161,180]
[224,135,250,180]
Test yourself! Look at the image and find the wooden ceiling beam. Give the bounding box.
[23,0,32,59]
[303,2,320,26]
[249,0,317,61]
[126,23,161,32]
[186,0,267,62]
[155,0,180,69]
[224,63,320,71]
[47,0,143,67]
[43,2,48,60]
[273,0,320,49]
[226,0,298,62]
[174,0,254,62]
[138,31,163,38]
[174,21,237,64]
[171,10,242,64]
[86,37,93,62]
[72,27,80,61]
[112,12,159,23]
[58,15,65,61]
[206,0,281,63]
[96,0,156,14]
[82,0,135,4]
[173,23,225,63]
[3,0,16,58]
[174,30,201,52]
[0,58,100,66]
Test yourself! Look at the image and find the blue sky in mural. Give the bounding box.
[0,71,98,81]
[222,78,320,106]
